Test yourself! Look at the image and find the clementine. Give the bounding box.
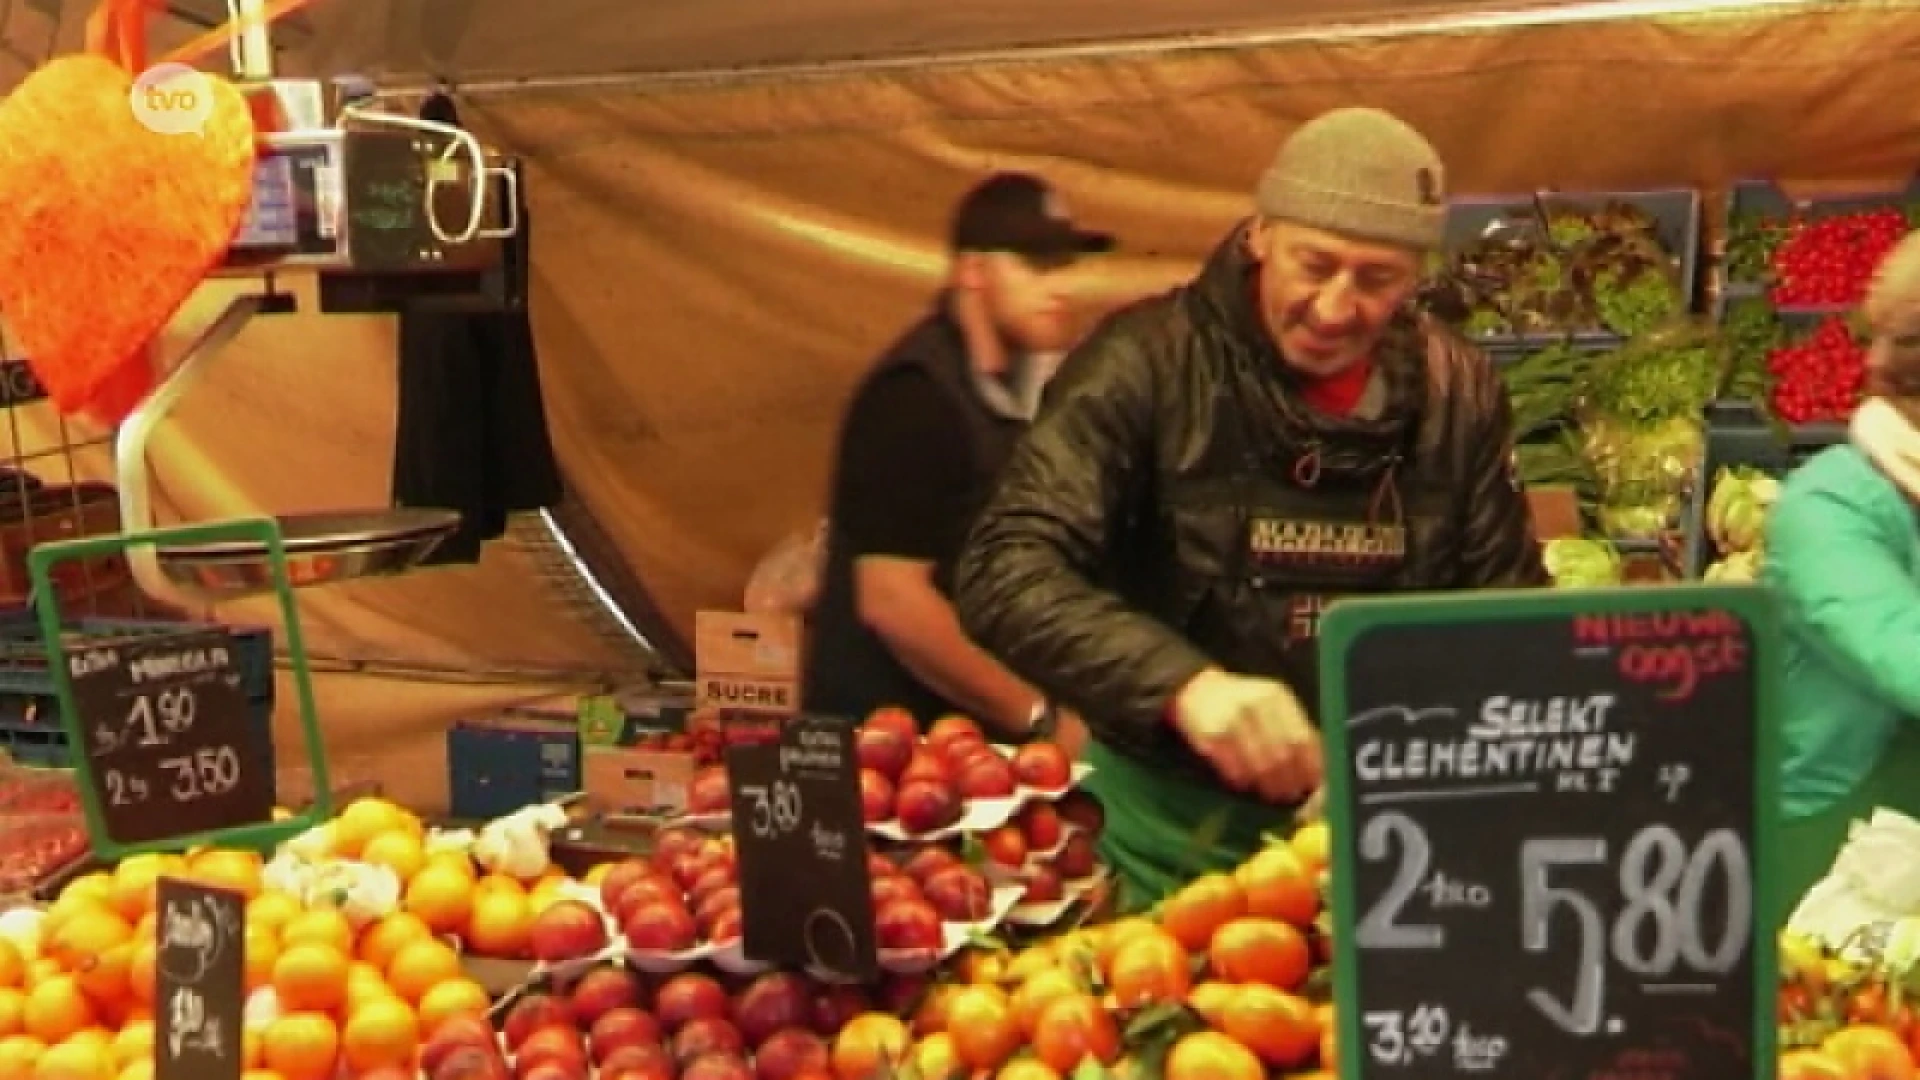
[341,996,420,1073]
[270,944,349,1014]
[1288,821,1330,875]
[0,942,21,990]
[1164,1031,1263,1080]
[830,1013,910,1080]
[0,990,21,1039]
[358,833,426,884]
[279,910,353,955]
[415,978,491,1034]
[356,913,432,973]
[1216,985,1317,1068]
[1030,993,1121,1074]
[1159,873,1248,953]
[1105,931,1191,1008]
[997,1061,1062,1080]
[1823,1025,1915,1080]
[29,1038,111,1080]
[1187,982,1235,1028]
[909,1032,959,1080]
[384,938,460,1005]
[261,1011,339,1080]
[466,890,534,960]
[1234,845,1320,928]
[945,986,1021,1071]
[0,1035,43,1080]
[403,867,474,937]
[1778,1049,1846,1080]
[1010,969,1084,1037]
[188,850,263,899]
[1207,917,1310,991]
[23,976,93,1044]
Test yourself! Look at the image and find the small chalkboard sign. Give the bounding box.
[1318,585,1778,1080]
[344,131,431,270]
[726,716,876,981]
[155,876,244,1080]
[68,627,274,851]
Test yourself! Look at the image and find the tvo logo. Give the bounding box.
[129,63,214,135]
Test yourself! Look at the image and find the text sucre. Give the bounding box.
[1354,693,1634,784]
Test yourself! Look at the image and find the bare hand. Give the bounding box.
[1053,708,1091,761]
[1170,669,1323,804]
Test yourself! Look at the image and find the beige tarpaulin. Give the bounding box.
[6,2,1920,810]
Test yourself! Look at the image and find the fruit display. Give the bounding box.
[878,821,1337,1080]
[0,766,81,814]
[534,824,1028,978]
[1743,206,1910,311]
[1418,198,1688,340]
[1776,926,1920,1078]
[682,712,1089,844]
[0,814,87,902]
[624,711,777,770]
[1766,315,1869,425]
[0,798,504,1080]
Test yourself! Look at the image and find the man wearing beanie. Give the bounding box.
[1762,229,1920,928]
[954,107,1546,904]
[805,173,1109,745]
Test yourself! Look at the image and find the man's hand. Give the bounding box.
[1053,708,1091,761]
[1170,670,1322,804]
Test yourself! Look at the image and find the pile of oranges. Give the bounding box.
[875,822,1336,1080]
[0,798,567,1080]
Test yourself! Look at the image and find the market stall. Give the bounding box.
[6,2,1920,1080]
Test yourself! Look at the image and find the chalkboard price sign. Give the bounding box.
[155,876,244,1080]
[726,716,876,981]
[1318,586,1779,1080]
[69,628,273,849]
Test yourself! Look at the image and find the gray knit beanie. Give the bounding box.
[1255,107,1448,251]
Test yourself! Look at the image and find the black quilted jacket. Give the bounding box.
[954,225,1548,785]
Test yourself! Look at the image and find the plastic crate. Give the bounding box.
[447,712,582,820]
[1440,188,1703,349]
[0,618,278,787]
[1720,176,1920,309]
[1679,400,1847,578]
[0,617,274,701]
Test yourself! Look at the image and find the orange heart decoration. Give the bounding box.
[0,0,256,423]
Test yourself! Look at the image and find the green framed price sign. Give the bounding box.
[1317,584,1779,1080]
[28,517,331,860]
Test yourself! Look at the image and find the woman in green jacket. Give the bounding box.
[1763,229,1920,925]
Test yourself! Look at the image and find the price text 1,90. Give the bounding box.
[1354,811,1752,1037]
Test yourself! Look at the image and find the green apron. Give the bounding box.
[1774,723,1920,931]
[1082,738,1296,913]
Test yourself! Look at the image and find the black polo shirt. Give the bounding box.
[803,307,1026,726]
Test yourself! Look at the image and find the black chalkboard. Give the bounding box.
[155,876,244,1080]
[1318,587,1779,1080]
[344,131,431,270]
[69,628,273,854]
[726,716,876,981]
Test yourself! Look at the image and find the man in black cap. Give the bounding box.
[803,172,1112,743]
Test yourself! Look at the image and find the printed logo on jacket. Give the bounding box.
[1249,518,1407,568]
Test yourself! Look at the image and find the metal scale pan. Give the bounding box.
[116,292,459,607]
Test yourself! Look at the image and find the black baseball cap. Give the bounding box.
[948,172,1115,266]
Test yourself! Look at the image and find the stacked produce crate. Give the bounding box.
[1424,189,1708,578]
[1680,178,1920,576]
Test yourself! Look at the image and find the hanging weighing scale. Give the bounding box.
[19,8,522,856]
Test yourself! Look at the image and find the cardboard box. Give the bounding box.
[582,745,696,815]
[694,611,801,716]
[1526,486,1583,541]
